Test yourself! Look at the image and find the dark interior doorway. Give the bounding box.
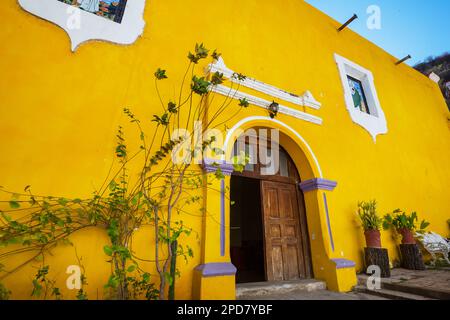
[230,176,265,284]
[230,135,313,284]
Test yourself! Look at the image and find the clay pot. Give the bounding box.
[398,228,416,244]
[364,229,382,248]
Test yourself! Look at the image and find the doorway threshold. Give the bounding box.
[236,279,326,299]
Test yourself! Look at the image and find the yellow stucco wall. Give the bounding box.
[1,0,449,299]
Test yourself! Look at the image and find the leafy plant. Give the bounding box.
[357,200,382,231]
[0,282,10,300]
[0,264,10,300]
[0,43,250,300]
[383,209,430,233]
[447,219,450,238]
[31,265,62,300]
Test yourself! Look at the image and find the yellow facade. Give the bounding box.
[0,0,449,300]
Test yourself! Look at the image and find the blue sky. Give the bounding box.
[305,0,450,65]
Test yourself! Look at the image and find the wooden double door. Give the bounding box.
[261,180,312,281]
[231,144,313,282]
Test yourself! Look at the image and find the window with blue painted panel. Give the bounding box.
[57,0,128,23]
[347,76,370,114]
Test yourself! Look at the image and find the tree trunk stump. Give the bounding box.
[364,247,391,278]
[400,244,425,270]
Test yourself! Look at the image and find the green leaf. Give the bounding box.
[154,68,168,80]
[58,198,68,206]
[238,98,250,108]
[127,265,136,273]
[211,49,221,61]
[131,192,142,205]
[188,43,209,64]
[31,280,42,297]
[109,180,117,191]
[104,275,119,289]
[142,272,150,283]
[115,144,127,158]
[420,220,430,230]
[191,76,210,96]
[211,72,224,85]
[1,213,12,222]
[9,201,20,209]
[167,102,177,114]
[76,289,88,300]
[164,272,173,286]
[232,72,247,81]
[103,245,113,256]
[152,113,169,126]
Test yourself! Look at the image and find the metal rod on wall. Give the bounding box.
[395,55,412,65]
[338,14,358,32]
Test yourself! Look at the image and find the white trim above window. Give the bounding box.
[334,54,387,142]
[18,0,146,51]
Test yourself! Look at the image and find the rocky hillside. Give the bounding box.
[414,53,450,110]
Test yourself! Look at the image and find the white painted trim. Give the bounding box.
[429,72,441,84]
[208,57,321,110]
[18,0,146,51]
[211,84,323,125]
[334,53,387,142]
[222,116,323,178]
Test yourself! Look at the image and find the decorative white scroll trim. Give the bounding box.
[18,0,146,52]
[208,57,321,110]
[210,84,323,125]
[334,53,387,142]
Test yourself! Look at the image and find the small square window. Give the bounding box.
[347,76,370,114]
[335,54,388,142]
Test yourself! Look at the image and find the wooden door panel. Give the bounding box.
[262,180,308,281]
[266,188,280,218]
[284,224,297,239]
[286,244,300,280]
[271,245,284,281]
[278,189,294,219]
[270,225,282,238]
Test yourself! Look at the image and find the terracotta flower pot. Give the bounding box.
[398,228,415,244]
[364,229,382,248]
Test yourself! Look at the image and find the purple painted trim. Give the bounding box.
[220,179,225,256]
[194,263,237,277]
[331,259,356,269]
[323,193,335,252]
[299,178,337,192]
[203,159,234,176]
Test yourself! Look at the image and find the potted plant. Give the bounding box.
[447,219,450,239]
[358,200,383,248]
[383,209,430,244]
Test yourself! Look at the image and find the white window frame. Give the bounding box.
[334,53,387,142]
[18,0,146,52]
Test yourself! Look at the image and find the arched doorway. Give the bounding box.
[229,131,313,283]
[194,117,356,299]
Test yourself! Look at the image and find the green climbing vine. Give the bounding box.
[0,43,249,300]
